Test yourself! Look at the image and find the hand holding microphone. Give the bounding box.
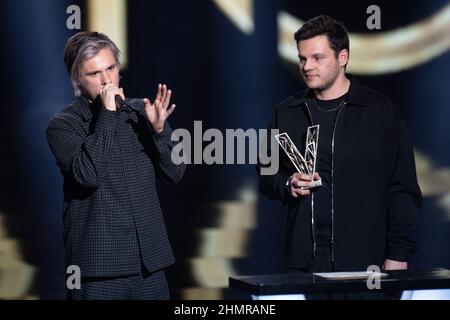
[114,95,132,112]
[99,83,125,111]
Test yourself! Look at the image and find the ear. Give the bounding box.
[338,49,349,68]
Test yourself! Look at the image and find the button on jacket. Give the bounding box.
[47,95,185,277]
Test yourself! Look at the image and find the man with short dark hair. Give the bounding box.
[47,31,185,299]
[258,15,421,279]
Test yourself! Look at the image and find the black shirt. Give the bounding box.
[308,93,347,252]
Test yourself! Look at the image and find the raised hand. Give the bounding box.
[143,83,176,134]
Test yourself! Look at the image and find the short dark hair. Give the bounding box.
[64,31,121,95]
[294,15,349,58]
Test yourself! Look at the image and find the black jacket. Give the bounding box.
[47,96,185,277]
[258,78,421,271]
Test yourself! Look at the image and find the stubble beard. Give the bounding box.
[303,67,341,94]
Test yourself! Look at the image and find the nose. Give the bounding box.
[101,72,111,86]
[302,59,312,72]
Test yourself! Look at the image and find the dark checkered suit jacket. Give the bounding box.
[46,95,185,277]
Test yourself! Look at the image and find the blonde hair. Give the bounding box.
[64,32,121,96]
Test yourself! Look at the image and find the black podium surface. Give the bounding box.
[229,268,450,295]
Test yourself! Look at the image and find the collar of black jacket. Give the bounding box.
[74,94,144,121]
[286,75,369,108]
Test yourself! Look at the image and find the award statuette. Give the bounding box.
[275,125,322,189]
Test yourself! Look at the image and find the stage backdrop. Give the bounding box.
[0,0,448,299]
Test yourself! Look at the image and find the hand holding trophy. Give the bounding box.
[275,125,322,190]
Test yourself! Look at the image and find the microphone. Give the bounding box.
[115,95,131,112]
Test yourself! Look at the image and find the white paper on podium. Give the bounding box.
[313,271,388,280]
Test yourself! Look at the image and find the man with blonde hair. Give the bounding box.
[47,32,185,300]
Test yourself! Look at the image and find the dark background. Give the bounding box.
[0,0,448,299]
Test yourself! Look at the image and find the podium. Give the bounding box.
[229,268,450,300]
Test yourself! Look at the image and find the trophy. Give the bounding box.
[275,125,322,189]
